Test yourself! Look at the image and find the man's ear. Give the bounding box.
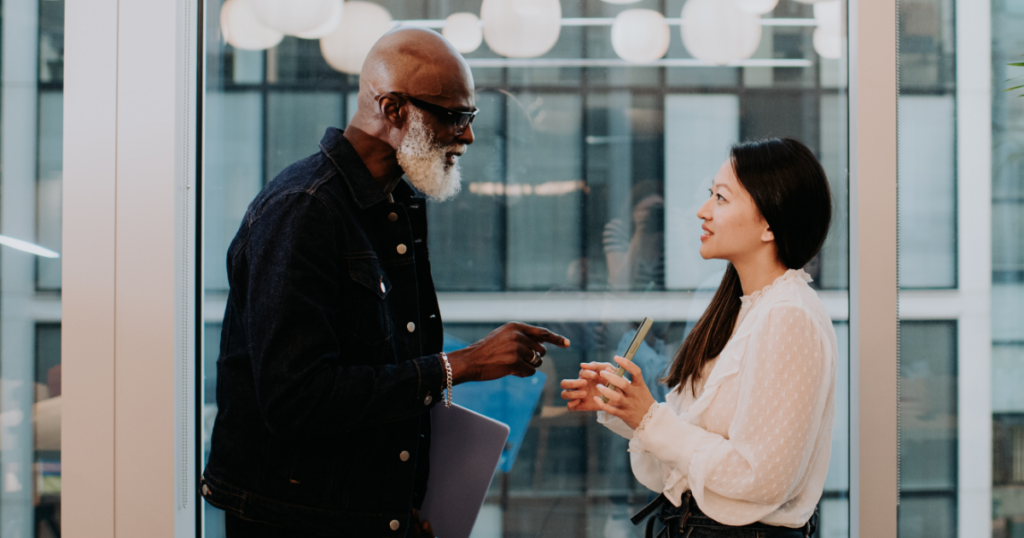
[377,95,406,129]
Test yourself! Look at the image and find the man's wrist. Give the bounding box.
[445,348,470,384]
[438,352,453,408]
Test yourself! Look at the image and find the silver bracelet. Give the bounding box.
[439,352,453,408]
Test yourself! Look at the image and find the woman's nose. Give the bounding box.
[697,198,713,220]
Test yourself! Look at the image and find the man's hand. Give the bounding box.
[447,322,570,383]
[411,509,435,538]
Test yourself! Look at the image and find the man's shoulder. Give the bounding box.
[252,152,355,218]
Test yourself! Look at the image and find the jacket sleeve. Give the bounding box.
[243,192,445,439]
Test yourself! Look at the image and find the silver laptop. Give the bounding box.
[420,403,510,538]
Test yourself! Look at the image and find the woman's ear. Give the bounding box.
[761,225,775,243]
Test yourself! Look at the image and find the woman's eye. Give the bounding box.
[716,194,725,201]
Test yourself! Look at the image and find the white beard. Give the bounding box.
[396,109,464,202]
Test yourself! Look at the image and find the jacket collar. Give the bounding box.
[318,127,389,209]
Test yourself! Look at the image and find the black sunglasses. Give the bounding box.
[391,92,478,135]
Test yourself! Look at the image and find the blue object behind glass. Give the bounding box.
[443,335,546,473]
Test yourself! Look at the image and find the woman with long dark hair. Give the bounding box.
[561,138,837,537]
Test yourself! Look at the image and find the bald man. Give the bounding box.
[200,28,569,537]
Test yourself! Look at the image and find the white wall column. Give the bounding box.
[849,0,898,534]
[955,0,993,535]
[64,0,198,535]
[63,0,118,533]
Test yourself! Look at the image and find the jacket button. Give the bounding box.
[407,322,416,333]
[400,451,410,462]
[390,520,400,531]
[388,212,398,222]
[424,394,433,406]
[397,244,408,255]
[202,484,210,496]
[380,281,386,293]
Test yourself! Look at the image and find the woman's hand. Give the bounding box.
[560,362,615,411]
[592,356,658,429]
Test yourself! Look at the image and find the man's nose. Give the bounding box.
[457,123,475,145]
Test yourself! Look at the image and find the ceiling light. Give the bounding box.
[294,0,344,39]
[220,0,284,51]
[443,13,483,53]
[681,0,762,66]
[0,235,59,258]
[320,1,394,74]
[611,9,670,63]
[251,0,338,36]
[481,0,562,58]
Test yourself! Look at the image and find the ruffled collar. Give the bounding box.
[740,268,813,308]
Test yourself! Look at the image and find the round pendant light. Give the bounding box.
[251,0,338,36]
[443,12,483,53]
[813,28,841,59]
[813,0,841,33]
[735,0,779,15]
[481,0,562,58]
[611,9,670,63]
[680,0,762,66]
[221,0,284,51]
[320,1,394,74]
[294,0,343,39]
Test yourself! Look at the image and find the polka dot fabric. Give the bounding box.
[598,269,838,528]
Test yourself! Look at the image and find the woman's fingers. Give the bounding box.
[580,370,599,380]
[600,370,630,391]
[593,396,622,417]
[581,362,613,372]
[595,383,624,404]
[560,378,587,389]
[561,389,588,400]
[614,356,645,384]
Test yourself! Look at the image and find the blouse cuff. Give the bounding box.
[633,403,707,472]
[597,411,635,439]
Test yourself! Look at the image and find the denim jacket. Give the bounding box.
[202,128,447,537]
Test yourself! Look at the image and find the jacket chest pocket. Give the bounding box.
[342,257,392,362]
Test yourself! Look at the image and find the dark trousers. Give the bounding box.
[226,513,312,538]
[634,493,815,538]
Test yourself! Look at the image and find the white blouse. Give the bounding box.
[599,269,838,528]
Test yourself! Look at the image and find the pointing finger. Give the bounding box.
[519,323,571,347]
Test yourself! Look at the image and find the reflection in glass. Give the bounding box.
[0,0,66,536]
[992,0,1024,536]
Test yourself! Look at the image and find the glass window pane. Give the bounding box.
[265,92,344,183]
[205,91,263,292]
[663,94,736,290]
[1,0,66,534]
[993,0,1024,534]
[900,321,958,491]
[898,95,956,289]
[506,93,583,290]
[200,1,850,536]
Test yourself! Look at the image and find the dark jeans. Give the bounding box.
[226,513,312,538]
[634,493,814,538]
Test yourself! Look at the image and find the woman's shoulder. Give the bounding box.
[757,272,835,333]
